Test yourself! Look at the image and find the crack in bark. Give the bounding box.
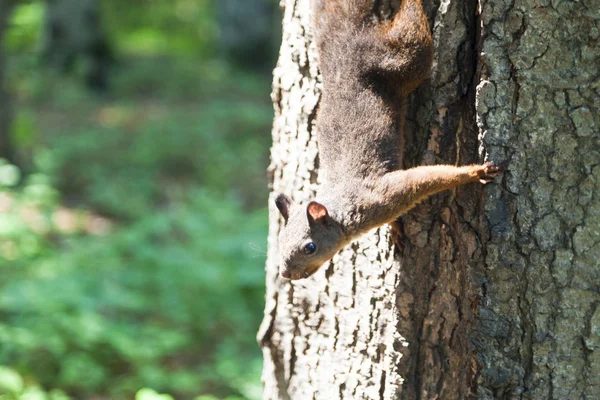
[379,369,387,400]
[517,271,534,393]
[582,300,599,398]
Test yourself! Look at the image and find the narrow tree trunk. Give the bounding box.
[0,0,16,164]
[42,0,112,91]
[217,0,279,71]
[259,0,600,399]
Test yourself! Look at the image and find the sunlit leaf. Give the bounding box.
[0,366,23,394]
[0,164,20,187]
[135,388,175,400]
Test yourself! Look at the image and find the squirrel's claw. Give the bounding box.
[477,162,500,184]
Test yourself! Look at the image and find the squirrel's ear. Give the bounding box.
[307,201,330,226]
[275,193,292,222]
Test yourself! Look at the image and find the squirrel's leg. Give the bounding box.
[376,163,499,220]
[378,0,433,95]
[313,0,374,32]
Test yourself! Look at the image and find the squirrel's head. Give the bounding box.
[274,193,347,280]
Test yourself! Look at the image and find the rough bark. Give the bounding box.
[0,0,16,164]
[475,0,600,398]
[259,0,600,399]
[42,0,112,91]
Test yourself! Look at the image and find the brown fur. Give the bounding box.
[275,0,499,280]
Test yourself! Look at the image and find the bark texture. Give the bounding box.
[0,0,16,164]
[259,0,600,399]
[476,0,600,398]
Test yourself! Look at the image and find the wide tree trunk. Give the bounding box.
[0,0,16,164]
[42,0,112,91]
[258,0,600,399]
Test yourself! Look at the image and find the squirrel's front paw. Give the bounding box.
[474,162,500,184]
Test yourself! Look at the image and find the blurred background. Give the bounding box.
[0,0,280,399]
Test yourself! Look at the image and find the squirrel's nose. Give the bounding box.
[281,270,291,279]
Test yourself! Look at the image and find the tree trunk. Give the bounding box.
[0,0,16,164]
[216,0,279,72]
[259,0,600,399]
[42,0,112,91]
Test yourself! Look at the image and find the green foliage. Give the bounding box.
[0,160,21,187]
[4,1,216,57]
[103,0,217,57]
[136,388,174,400]
[1,1,275,398]
[0,366,23,394]
[11,110,38,150]
[0,158,267,398]
[4,2,44,52]
[0,366,71,400]
[40,91,271,219]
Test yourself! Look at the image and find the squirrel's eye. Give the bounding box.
[303,242,317,255]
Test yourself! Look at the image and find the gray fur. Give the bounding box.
[276,0,498,279]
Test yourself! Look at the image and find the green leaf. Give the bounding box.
[0,366,23,394]
[0,164,20,187]
[135,388,175,400]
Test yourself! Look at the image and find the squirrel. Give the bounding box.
[275,0,499,280]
